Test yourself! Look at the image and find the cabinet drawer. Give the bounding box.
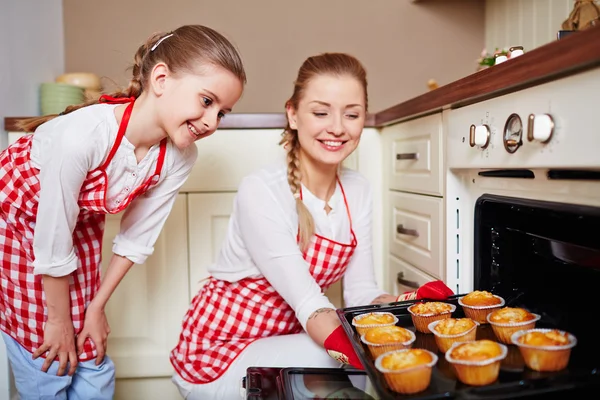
[388,191,444,279]
[383,113,443,196]
[388,254,436,297]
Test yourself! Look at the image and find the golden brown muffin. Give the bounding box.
[488,307,537,324]
[408,302,456,333]
[518,330,571,346]
[449,339,503,361]
[409,302,454,315]
[445,340,508,386]
[355,312,396,325]
[365,325,414,344]
[487,307,540,344]
[461,291,503,307]
[351,312,397,336]
[429,318,478,353]
[434,318,477,335]
[361,326,416,358]
[375,349,438,394]
[458,292,505,324]
[511,329,577,372]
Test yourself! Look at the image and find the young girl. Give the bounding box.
[0,24,245,399]
[169,52,452,399]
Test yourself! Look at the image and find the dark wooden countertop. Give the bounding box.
[5,25,600,132]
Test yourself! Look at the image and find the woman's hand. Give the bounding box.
[77,303,111,365]
[32,317,78,376]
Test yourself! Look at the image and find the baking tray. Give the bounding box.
[337,294,600,400]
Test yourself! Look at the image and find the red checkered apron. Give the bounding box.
[171,179,358,383]
[0,97,166,361]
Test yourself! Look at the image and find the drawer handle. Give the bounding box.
[397,272,419,289]
[396,152,419,160]
[396,224,419,237]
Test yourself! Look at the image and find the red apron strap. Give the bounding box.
[336,177,354,232]
[153,139,168,178]
[99,100,134,170]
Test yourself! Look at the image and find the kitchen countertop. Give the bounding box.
[5,25,600,132]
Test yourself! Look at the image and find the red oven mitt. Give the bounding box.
[396,280,454,302]
[324,325,364,370]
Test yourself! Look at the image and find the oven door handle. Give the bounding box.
[397,272,420,289]
[396,224,419,237]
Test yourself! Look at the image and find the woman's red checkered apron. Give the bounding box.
[171,180,358,383]
[0,98,166,361]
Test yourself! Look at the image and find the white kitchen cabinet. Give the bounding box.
[187,192,236,294]
[381,114,446,293]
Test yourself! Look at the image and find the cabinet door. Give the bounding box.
[187,193,236,295]
[187,193,344,307]
[102,195,189,378]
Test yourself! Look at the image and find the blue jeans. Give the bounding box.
[1,331,115,400]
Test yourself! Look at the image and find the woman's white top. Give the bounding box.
[209,161,386,330]
[29,103,198,276]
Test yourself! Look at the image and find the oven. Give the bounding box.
[441,67,600,397]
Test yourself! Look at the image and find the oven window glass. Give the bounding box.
[475,194,600,369]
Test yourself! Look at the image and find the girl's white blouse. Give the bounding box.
[208,161,386,330]
[29,103,197,276]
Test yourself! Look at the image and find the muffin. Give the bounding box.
[428,318,479,353]
[361,325,416,359]
[458,291,505,324]
[352,312,398,336]
[374,348,438,394]
[511,328,577,372]
[445,339,508,386]
[487,307,541,344]
[407,302,456,333]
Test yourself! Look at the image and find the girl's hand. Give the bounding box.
[32,318,78,376]
[77,303,111,365]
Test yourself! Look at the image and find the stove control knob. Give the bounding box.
[527,114,554,143]
[469,124,491,149]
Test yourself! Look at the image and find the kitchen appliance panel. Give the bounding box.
[446,68,600,169]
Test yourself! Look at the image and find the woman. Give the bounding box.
[170,52,452,399]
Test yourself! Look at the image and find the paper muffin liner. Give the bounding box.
[511,328,577,372]
[458,295,505,324]
[428,319,479,353]
[361,329,416,359]
[486,312,541,344]
[500,344,526,372]
[351,312,398,336]
[408,303,456,333]
[375,349,438,394]
[445,340,508,386]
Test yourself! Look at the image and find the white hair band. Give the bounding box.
[150,33,174,52]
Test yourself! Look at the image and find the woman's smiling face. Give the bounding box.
[286,74,366,168]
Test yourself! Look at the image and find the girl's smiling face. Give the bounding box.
[286,74,366,169]
[157,64,243,149]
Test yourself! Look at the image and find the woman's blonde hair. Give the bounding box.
[280,52,368,252]
[18,25,246,132]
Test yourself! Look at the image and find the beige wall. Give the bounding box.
[63,0,484,113]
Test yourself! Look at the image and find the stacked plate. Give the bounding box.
[40,82,85,115]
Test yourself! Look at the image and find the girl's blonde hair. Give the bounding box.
[280,52,368,252]
[18,25,246,132]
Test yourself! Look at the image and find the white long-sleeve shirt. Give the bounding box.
[208,161,386,330]
[30,103,198,277]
